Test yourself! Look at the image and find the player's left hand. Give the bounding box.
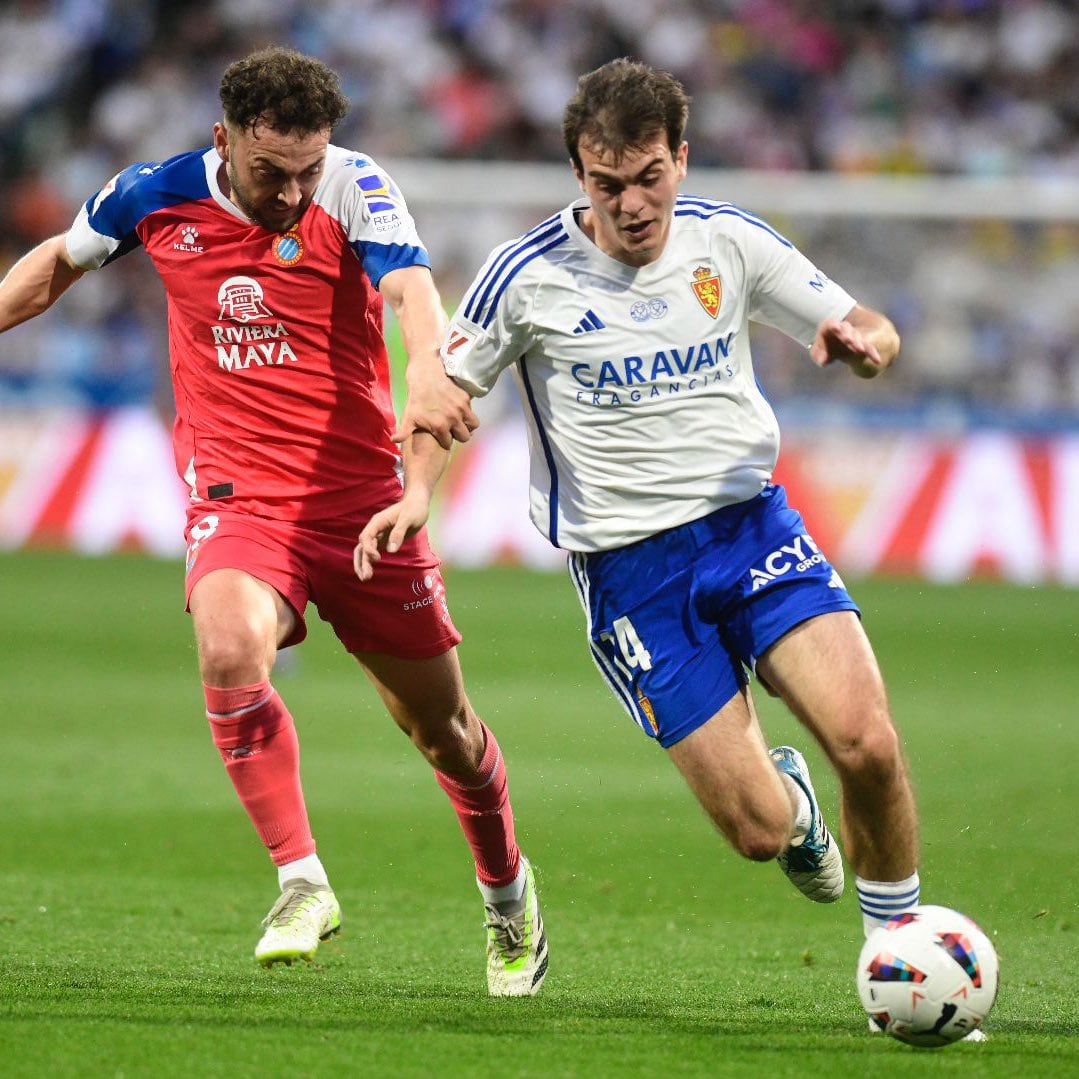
[810,318,887,379]
[354,497,430,581]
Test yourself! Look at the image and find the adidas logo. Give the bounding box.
[573,309,605,334]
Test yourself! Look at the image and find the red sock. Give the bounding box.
[435,723,521,887]
[204,681,315,867]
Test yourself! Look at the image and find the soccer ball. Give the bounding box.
[856,904,999,1047]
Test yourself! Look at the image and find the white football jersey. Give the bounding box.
[442,195,855,552]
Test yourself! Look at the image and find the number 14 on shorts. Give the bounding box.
[601,615,653,676]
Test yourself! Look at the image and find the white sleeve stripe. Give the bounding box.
[567,554,649,733]
[66,204,121,270]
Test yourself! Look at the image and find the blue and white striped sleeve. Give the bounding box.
[441,214,567,396]
[66,163,154,270]
[441,239,540,398]
[325,152,431,287]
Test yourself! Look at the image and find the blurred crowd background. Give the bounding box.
[2,0,1079,425]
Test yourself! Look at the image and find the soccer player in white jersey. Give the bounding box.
[361,57,962,1026]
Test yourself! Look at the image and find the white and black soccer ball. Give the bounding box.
[856,904,999,1047]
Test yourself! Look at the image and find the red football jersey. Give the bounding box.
[67,145,431,521]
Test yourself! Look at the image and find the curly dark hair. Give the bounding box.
[219,47,348,135]
[563,58,689,170]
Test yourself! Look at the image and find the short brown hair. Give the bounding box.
[563,58,689,170]
[219,47,348,135]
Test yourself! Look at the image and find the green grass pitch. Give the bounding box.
[1,551,1076,1077]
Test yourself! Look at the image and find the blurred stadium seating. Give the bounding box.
[3,0,1079,415]
[1,1,1077,580]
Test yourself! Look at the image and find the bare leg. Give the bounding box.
[356,648,520,887]
[666,685,796,862]
[190,568,295,684]
[355,647,485,775]
[757,611,919,882]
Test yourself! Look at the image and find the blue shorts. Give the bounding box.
[567,484,859,748]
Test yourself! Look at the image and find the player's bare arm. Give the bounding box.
[0,234,84,333]
[810,303,900,379]
[381,264,479,449]
[354,429,451,581]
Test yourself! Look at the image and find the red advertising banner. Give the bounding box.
[2,408,1077,585]
[0,408,188,555]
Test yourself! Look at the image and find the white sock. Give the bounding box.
[477,861,527,905]
[277,853,329,890]
[856,872,920,937]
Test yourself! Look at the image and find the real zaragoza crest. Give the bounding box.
[636,688,659,736]
[691,265,721,318]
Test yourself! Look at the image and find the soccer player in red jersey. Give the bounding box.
[0,47,546,995]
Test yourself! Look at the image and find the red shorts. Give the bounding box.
[183,507,462,658]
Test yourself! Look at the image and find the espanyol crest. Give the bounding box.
[272,229,304,266]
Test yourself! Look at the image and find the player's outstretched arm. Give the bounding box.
[354,430,450,582]
[0,234,84,334]
[810,303,900,379]
[380,264,479,449]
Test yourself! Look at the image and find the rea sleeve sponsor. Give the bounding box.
[325,149,418,243]
[322,149,430,284]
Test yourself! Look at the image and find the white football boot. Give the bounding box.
[255,878,341,967]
